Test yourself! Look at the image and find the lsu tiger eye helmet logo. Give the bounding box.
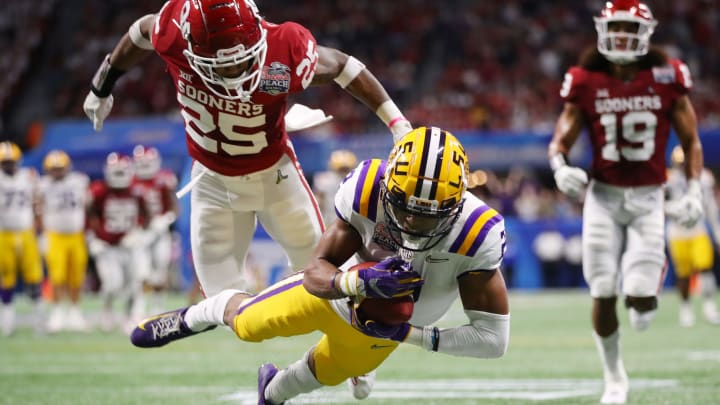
[382,126,468,251]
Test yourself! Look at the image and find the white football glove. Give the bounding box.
[83,92,114,132]
[553,165,588,198]
[121,228,150,249]
[149,211,177,234]
[87,236,108,257]
[665,179,704,228]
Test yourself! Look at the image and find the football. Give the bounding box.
[349,261,415,325]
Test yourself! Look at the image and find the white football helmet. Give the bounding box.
[594,0,657,64]
[133,145,161,180]
[104,152,134,189]
[182,0,267,101]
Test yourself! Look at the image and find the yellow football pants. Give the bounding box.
[232,273,399,385]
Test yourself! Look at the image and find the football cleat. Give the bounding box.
[46,307,66,333]
[257,363,283,405]
[703,301,720,325]
[347,370,376,400]
[130,307,216,348]
[679,304,695,328]
[600,362,629,404]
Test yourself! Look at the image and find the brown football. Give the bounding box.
[349,261,415,325]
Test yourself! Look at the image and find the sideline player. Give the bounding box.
[665,145,720,327]
[0,141,44,336]
[37,150,91,332]
[82,0,414,299]
[313,149,357,226]
[86,152,150,332]
[547,1,705,403]
[129,127,510,404]
[131,145,179,315]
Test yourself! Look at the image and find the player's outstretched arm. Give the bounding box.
[83,14,156,131]
[312,46,412,142]
[548,102,588,198]
[404,269,510,358]
[667,95,704,227]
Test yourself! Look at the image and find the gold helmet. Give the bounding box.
[43,150,71,174]
[670,145,684,167]
[382,126,468,251]
[0,141,21,162]
[0,141,22,175]
[328,149,358,173]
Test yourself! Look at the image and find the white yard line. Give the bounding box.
[219,378,678,403]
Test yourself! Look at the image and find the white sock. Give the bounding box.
[699,271,718,299]
[183,289,245,332]
[266,351,323,404]
[628,307,656,331]
[593,330,623,377]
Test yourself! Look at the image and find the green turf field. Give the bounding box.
[1,290,718,404]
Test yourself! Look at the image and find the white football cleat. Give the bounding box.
[679,304,695,328]
[1,306,15,337]
[67,308,90,332]
[702,301,720,325]
[347,370,376,400]
[47,307,66,333]
[600,366,629,404]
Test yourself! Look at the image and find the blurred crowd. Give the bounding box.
[1,0,719,138]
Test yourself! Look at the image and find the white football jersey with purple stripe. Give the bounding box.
[330,159,506,326]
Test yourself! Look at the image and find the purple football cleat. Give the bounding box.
[257,363,282,405]
[130,307,216,348]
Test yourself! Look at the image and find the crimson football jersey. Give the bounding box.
[560,58,691,186]
[132,169,178,218]
[87,181,147,245]
[151,0,319,176]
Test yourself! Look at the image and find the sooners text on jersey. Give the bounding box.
[560,58,691,186]
[151,0,319,176]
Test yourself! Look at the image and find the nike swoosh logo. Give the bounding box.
[136,313,168,331]
[425,255,449,263]
[370,344,394,349]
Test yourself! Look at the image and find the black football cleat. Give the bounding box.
[130,307,216,348]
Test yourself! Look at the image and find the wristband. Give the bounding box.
[430,326,440,352]
[333,56,365,88]
[338,271,359,297]
[549,153,568,171]
[90,54,126,98]
[376,100,404,127]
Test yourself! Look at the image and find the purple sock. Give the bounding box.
[0,289,13,305]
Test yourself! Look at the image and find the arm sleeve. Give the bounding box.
[407,310,510,358]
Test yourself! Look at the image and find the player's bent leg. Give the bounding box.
[624,296,658,332]
[262,350,323,404]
